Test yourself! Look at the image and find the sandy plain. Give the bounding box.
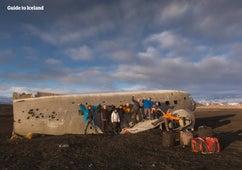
[0,104,241,169]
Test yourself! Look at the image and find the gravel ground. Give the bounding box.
[0,104,241,170]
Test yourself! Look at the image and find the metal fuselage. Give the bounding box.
[12,90,196,136]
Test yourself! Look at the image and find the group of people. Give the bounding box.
[79,95,171,135]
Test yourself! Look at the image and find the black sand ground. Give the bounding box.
[0,104,241,170]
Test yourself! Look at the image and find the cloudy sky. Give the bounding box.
[0,0,242,99]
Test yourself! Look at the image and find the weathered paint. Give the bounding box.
[13,90,196,136]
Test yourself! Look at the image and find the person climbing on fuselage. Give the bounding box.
[79,104,99,135]
[131,95,141,124]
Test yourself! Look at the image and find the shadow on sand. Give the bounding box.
[194,114,242,150]
[217,130,242,150]
[194,114,235,130]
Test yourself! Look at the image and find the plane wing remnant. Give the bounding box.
[120,119,160,134]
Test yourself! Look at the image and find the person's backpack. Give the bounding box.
[79,104,88,121]
[191,137,220,154]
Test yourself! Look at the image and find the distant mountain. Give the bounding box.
[195,95,242,106]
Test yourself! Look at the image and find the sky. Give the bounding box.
[0,0,242,100]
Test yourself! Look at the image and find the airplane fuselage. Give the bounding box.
[12,90,196,136]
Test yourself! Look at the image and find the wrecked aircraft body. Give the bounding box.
[12,90,196,136]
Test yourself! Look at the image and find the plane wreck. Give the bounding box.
[12,90,196,136]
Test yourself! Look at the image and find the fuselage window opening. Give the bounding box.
[165,101,170,105]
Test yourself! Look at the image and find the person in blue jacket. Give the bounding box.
[79,104,99,134]
[142,97,154,120]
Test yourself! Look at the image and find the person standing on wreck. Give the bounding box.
[131,95,141,124]
[142,97,154,120]
[84,105,98,135]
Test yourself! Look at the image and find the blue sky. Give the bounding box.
[0,0,242,99]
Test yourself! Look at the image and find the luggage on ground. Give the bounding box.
[180,130,193,147]
[162,131,175,147]
[191,137,220,154]
[198,126,213,137]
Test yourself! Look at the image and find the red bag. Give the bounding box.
[191,137,220,154]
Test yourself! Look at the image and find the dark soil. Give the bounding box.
[0,104,241,170]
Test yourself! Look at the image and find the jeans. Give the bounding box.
[84,119,98,134]
[144,108,151,119]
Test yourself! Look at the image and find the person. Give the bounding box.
[117,104,129,128]
[139,101,144,121]
[142,97,154,120]
[111,108,121,134]
[100,104,109,134]
[123,102,135,127]
[123,103,131,114]
[151,105,163,119]
[84,105,98,135]
[151,108,169,131]
[131,95,141,124]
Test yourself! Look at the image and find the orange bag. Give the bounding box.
[191,137,220,154]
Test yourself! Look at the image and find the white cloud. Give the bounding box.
[113,64,149,81]
[45,58,62,65]
[22,4,115,46]
[23,24,84,45]
[160,2,189,21]
[0,85,72,97]
[145,31,189,50]
[58,67,104,84]
[120,84,150,92]
[10,87,34,94]
[65,46,93,61]
[111,50,133,61]
[138,47,157,59]
[1,0,242,98]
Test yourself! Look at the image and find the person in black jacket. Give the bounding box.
[100,104,109,134]
[117,104,130,128]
